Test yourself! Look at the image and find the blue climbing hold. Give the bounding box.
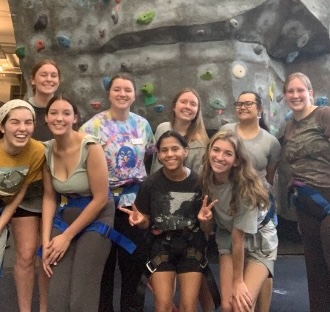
[56,35,71,48]
[315,96,328,106]
[286,51,299,63]
[103,76,112,91]
[154,105,165,113]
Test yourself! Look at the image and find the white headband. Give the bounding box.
[0,100,36,124]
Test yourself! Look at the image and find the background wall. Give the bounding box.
[7,0,330,219]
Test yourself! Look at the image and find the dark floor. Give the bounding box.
[0,218,308,311]
[0,255,308,312]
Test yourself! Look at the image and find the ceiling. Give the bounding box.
[0,0,21,82]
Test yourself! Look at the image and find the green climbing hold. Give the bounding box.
[200,71,213,81]
[141,83,155,97]
[209,99,226,110]
[137,10,155,25]
[15,46,25,59]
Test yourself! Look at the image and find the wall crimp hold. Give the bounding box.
[79,64,88,72]
[35,40,45,52]
[34,14,48,31]
[154,104,165,113]
[15,46,25,59]
[286,51,299,63]
[200,71,213,81]
[56,34,71,48]
[111,10,119,24]
[103,76,112,90]
[209,99,226,110]
[137,10,155,25]
[141,83,157,105]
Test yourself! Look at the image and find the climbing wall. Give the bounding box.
[7,0,330,219]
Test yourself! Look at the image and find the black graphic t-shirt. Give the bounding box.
[135,169,202,231]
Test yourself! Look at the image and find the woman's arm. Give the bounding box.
[231,227,253,312]
[0,183,29,233]
[198,195,217,234]
[119,203,150,229]
[265,163,278,186]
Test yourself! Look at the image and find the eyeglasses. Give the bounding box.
[233,101,257,108]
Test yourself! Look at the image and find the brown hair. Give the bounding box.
[107,72,136,92]
[283,72,314,104]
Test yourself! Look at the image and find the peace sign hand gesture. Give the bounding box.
[198,195,218,222]
[119,203,148,227]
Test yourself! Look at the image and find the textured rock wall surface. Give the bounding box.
[8,0,330,219]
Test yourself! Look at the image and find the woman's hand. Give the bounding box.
[119,203,146,227]
[232,281,253,312]
[43,233,71,272]
[198,195,217,221]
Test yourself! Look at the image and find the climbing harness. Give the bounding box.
[290,181,330,216]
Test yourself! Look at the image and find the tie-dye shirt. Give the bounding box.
[80,110,156,206]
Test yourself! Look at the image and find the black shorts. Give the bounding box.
[12,207,41,218]
[148,228,207,274]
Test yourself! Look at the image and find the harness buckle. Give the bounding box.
[200,257,208,269]
[146,261,157,273]
[100,224,111,238]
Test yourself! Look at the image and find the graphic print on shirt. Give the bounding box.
[153,191,199,230]
[0,167,29,196]
[116,146,137,169]
[106,134,140,179]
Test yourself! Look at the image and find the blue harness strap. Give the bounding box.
[52,194,137,254]
[292,182,330,215]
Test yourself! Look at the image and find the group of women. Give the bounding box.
[0,59,329,312]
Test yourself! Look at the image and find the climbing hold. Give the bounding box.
[232,64,246,78]
[217,109,223,115]
[99,29,105,38]
[15,46,25,59]
[269,82,275,101]
[285,111,293,121]
[144,95,157,106]
[35,40,45,52]
[154,104,165,113]
[90,101,102,110]
[196,29,205,36]
[103,76,112,91]
[115,0,120,3]
[286,51,299,63]
[276,94,284,102]
[315,96,328,106]
[34,14,48,31]
[296,33,309,48]
[229,18,239,28]
[209,99,226,110]
[56,34,71,48]
[200,71,213,81]
[137,10,155,25]
[141,83,155,97]
[111,10,119,25]
[121,63,132,72]
[79,64,88,72]
[253,44,263,55]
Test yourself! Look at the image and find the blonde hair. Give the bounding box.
[199,129,269,214]
[170,88,209,145]
[283,72,314,104]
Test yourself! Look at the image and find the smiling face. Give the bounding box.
[45,99,77,135]
[209,138,239,183]
[108,78,136,112]
[284,76,313,116]
[173,91,199,123]
[0,108,35,153]
[158,136,188,172]
[31,64,60,97]
[235,92,261,122]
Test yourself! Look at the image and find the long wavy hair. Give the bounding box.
[199,129,269,214]
[170,88,209,145]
